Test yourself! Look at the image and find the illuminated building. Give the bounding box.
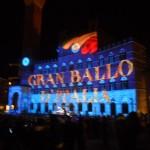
[8,32,149,115]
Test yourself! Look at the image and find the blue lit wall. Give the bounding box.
[29,89,136,115]
[8,86,31,113]
[12,37,138,116]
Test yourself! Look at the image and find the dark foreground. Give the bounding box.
[0,112,150,150]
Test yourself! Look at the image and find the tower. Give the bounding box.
[23,0,46,58]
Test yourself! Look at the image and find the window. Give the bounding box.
[87,85,92,92]
[121,81,128,89]
[108,52,114,63]
[30,103,34,110]
[61,103,65,109]
[62,63,66,72]
[70,88,73,93]
[78,87,82,92]
[37,103,41,113]
[78,63,82,69]
[53,84,58,92]
[100,103,105,114]
[122,103,129,114]
[53,103,57,111]
[45,102,49,113]
[69,103,74,111]
[38,66,42,70]
[44,65,50,74]
[120,77,128,89]
[99,55,104,66]
[109,78,116,90]
[77,59,83,69]
[69,61,74,70]
[88,103,92,112]
[87,81,93,92]
[87,58,92,68]
[69,64,74,70]
[109,82,116,90]
[53,64,58,73]
[78,82,83,92]
[38,66,42,74]
[62,66,66,72]
[78,103,82,112]
[100,83,106,90]
[12,92,18,110]
[99,80,106,90]
[119,48,126,60]
[43,69,48,74]
[110,102,116,116]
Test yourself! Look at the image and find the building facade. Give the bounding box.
[8,32,149,115]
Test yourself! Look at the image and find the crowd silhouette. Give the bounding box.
[0,112,150,150]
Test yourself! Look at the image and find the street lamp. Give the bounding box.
[8,81,12,86]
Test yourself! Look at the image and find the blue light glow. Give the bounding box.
[45,65,50,69]
[22,57,30,66]
[38,66,42,70]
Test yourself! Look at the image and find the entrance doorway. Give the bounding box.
[12,92,19,111]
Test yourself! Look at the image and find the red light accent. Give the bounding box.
[81,36,98,55]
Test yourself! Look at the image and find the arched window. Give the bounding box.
[78,82,83,92]
[120,77,128,89]
[77,59,83,69]
[78,103,82,112]
[38,66,42,74]
[87,58,92,68]
[119,48,126,60]
[44,65,50,74]
[110,102,116,116]
[53,64,58,73]
[88,103,92,112]
[62,84,66,89]
[100,103,105,114]
[61,103,65,109]
[12,92,19,110]
[108,52,114,63]
[69,61,74,70]
[37,103,41,113]
[69,83,74,93]
[69,103,74,111]
[87,81,93,92]
[45,102,49,113]
[53,84,58,92]
[69,82,74,93]
[109,83,115,90]
[109,78,116,90]
[99,55,104,66]
[99,80,106,90]
[45,65,50,69]
[53,103,57,111]
[62,62,67,72]
[30,103,34,110]
[122,103,129,114]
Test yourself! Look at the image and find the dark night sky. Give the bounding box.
[0,0,150,78]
